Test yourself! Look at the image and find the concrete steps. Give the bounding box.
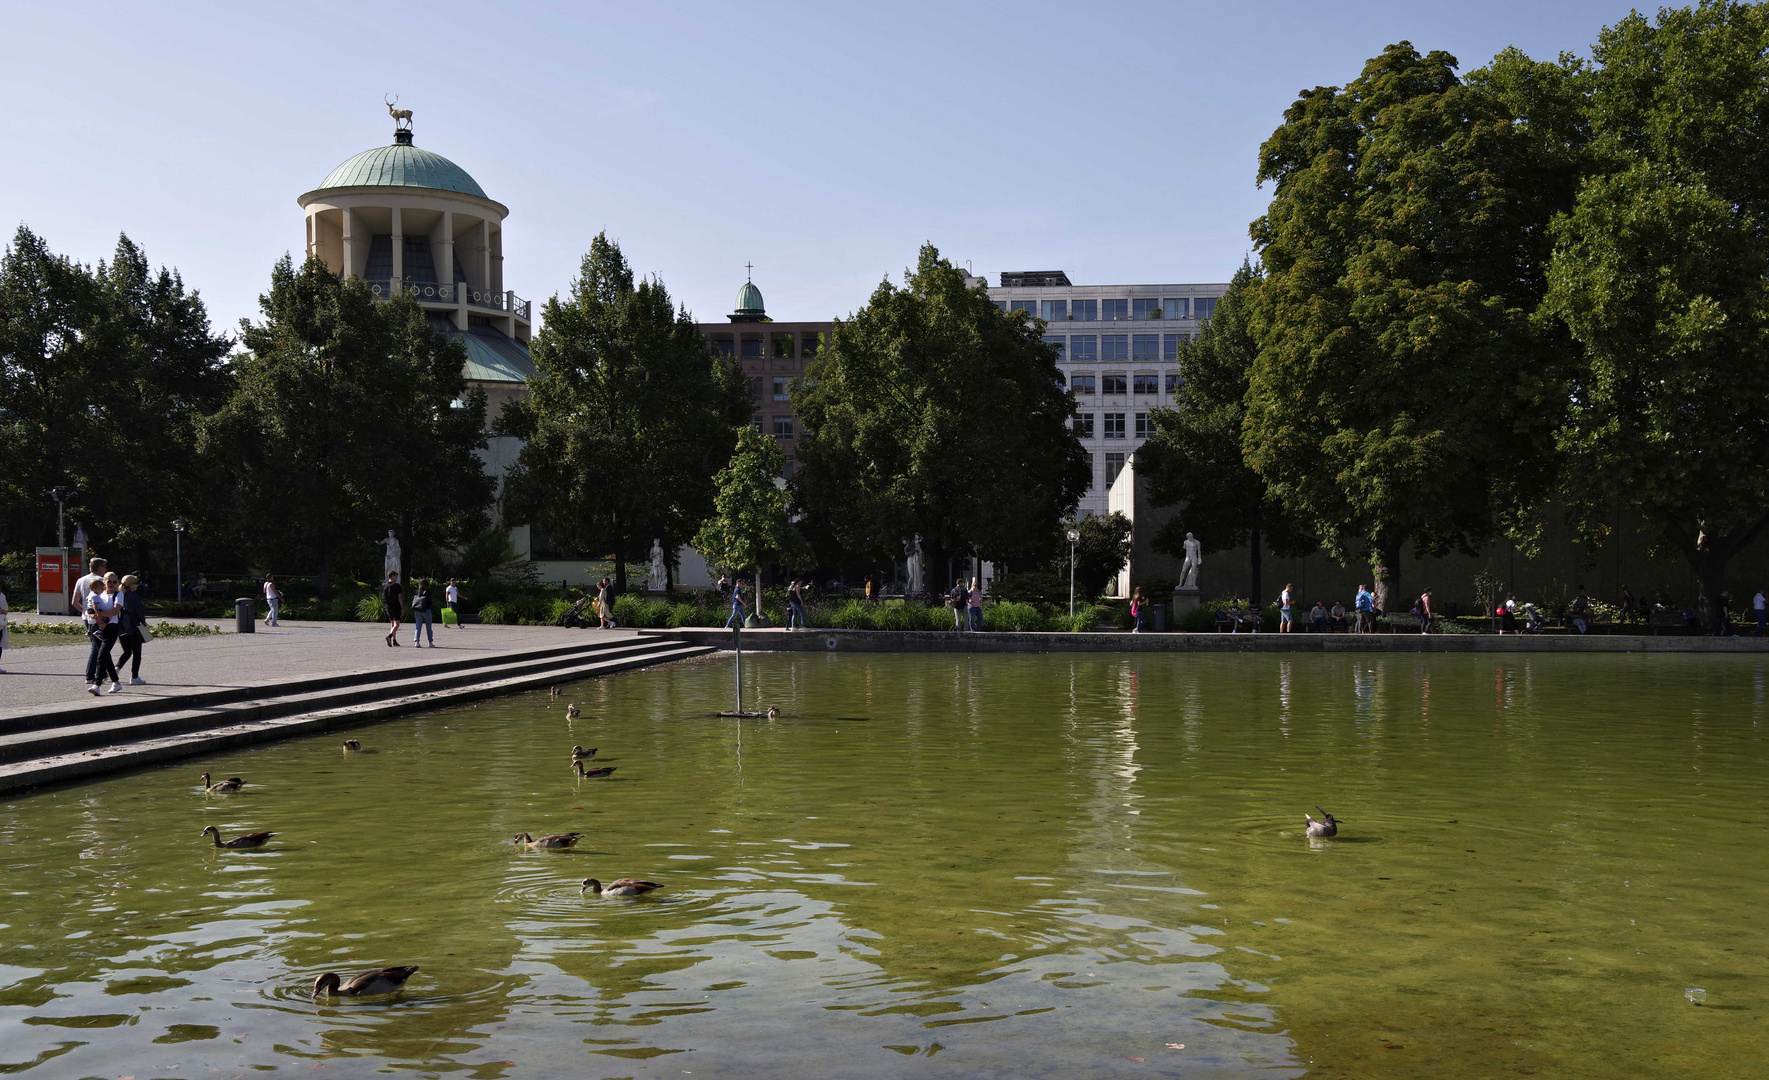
[0,635,712,795]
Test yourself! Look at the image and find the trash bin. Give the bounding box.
[235,597,255,633]
[1151,603,1168,633]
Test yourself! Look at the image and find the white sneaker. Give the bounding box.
[88,684,101,696]
[109,682,124,694]
[131,677,146,685]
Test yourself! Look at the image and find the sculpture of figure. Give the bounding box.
[377,530,402,578]
[1178,531,1202,589]
[385,94,413,131]
[649,539,666,589]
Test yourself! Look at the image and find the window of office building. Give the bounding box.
[741,337,764,358]
[1073,412,1095,438]
[1069,335,1098,361]
[1195,297,1218,320]
[992,300,1007,311]
[1071,299,1098,321]
[1070,373,1096,395]
[1132,373,1158,394]
[801,334,822,358]
[1010,300,1036,316]
[1102,298,1129,321]
[1104,413,1126,438]
[751,415,764,433]
[1165,371,1183,394]
[1102,373,1127,395]
[773,416,795,439]
[748,376,763,401]
[1040,299,1067,321]
[1105,451,1127,481]
[1042,334,1065,357]
[1135,412,1150,439]
[772,376,790,401]
[772,333,794,358]
[711,336,735,357]
[1132,334,1158,360]
[1163,333,1183,360]
[1102,334,1128,360]
[1163,297,1188,320]
[1133,298,1162,320]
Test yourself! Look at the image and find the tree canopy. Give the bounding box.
[693,423,805,582]
[791,244,1089,582]
[501,234,749,593]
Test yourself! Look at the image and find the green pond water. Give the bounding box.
[2,652,1766,1078]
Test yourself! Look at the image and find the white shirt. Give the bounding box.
[1755,592,1766,612]
[446,584,459,605]
[90,589,121,624]
[1280,589,1293,608]
[264,581,278,602]
[72,573,104,621]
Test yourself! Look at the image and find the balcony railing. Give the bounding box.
[362,279,531,321]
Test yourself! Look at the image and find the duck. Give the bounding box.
[513,831,583,849]
[200,825,274,848]
[342,739,362,752]
[573,761,616,779]
[581,877,662,897]
[570,745,598,761]
[565,703,581,719]
[1304,806,1340,838]
[550,686,561,698]
[199,773,244,793]
[311,965,419,999]
[766,706,780,720]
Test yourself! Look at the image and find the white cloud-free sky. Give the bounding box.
[3,0,1636,337]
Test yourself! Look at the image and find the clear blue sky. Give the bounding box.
[2,0,1638,337]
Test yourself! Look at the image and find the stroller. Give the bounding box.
[560,596,592,629]
[1521,603,1546,634]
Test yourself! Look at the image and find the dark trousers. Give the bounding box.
[117,630,144,678]
[86,623,120,684]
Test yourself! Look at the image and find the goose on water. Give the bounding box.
[766,706,780,720]
[573,761,616,779]
[566,703,581,719]
[1304,806,1341,838]
[311,966,418,998]
[570,745,597,761]
[199,773,244,793]
[581,877,662,897]
[513,831,583,849]
[200,825,274,848]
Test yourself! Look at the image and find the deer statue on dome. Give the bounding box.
[385,94,413,131]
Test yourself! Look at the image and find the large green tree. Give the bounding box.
[693,424,806,618]
[0,227,230,561]
[1139,262,1313,603]
[1545,1,1769,626]
[501,234,749,593]
[791,244,1089,581]
[205,255,491,597]
[1241,43,1587,611]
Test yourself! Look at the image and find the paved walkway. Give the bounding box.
[0,621,644,713]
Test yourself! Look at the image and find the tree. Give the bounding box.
[1139,262,1313,603]
[1241,43,1586,612]
[0,227,230,560]
[1070,511,1132,602]
[791,244,1089,581]
[206,255,491,598]
[693,424,806,618]
[501,234,748,594]
[1545,1,1769,627]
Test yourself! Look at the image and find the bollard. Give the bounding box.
[235,597,255,633]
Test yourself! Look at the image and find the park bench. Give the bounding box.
[1213,610,1263,633]
[1385,612,1422,633]
[1647,611,1689,636]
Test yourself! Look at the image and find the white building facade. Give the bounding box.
[985,271,1228,519]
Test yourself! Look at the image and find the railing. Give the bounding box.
[363,279,530,321]
[406,281,458,303]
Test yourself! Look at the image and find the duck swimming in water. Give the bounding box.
[311,965,418,998]
[581,877,662,897]
[766,706,780,720]
[199,773,244,793]
[570,745,597,761]
[513,831,583,849]
[342,739,361,752]
[565,703,580,719]
[1304,806,1340,838]
[573,761,616,779]
[200,825,274,848]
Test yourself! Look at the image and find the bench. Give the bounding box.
[1385,612,1423,633]
[1213,611,1265,633]
[1647,611,1690,636]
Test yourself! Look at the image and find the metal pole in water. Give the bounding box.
[733,625,744,714]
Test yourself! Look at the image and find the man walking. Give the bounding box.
[1278,583,1295,633]
[1753,588,1766,636]
[950,578,967,631]
[263,574,283,627]
[1354,584,1374,634]
[445,579,463,628]
[725,578,748,628]
[73,557,108,686]
[381,571,405,647]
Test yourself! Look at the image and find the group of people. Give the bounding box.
[71,556,152,694]
[378,572,464,646]
[948,578,985,630]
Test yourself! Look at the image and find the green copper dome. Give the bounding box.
[734,280,765,316]
[318,140,488,199]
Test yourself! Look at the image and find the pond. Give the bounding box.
[1,652,1765,1078]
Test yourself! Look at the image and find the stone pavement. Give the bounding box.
[0,620,646,714]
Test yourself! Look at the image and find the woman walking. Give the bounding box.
[85,572,124,695]
[411,578,435,647]
[263,574,283,627]
[596,578,614,628]
[967,578,984,631]
[787,578,807,630]
[116,574,150,684]
[0,577,9,673]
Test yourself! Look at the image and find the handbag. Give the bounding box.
[138,622,154,641]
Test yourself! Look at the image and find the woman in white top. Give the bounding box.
[86,572,125,695]
[263,574,283,626]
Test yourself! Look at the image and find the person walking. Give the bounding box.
[1354,584,1374,633]
[596,578,615,628]
[787,578,807,630]
[1277,583,1295,633]
[411,578,435,647]
[1753,588,1766,636]
[116,574,150,684]
[1621,584,1637,625]
[445,579,463,628]
[1130,587,1146,633]
[381,571,405,646]
[967,578,984,631]
[72,556,106,623]
[1417,588,1434,634]
[949,578,967,631]
[85,572,124,695]
[263,573,283,627]
[725,578,748,628]
[1501,593,1518,635]
[1570,587,1591,635]
[0,578,9,673]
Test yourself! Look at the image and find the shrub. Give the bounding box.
[984,601,1047,632]
[326,597,359,621]
[150,622,221,639]
[614,595,673,628]
[991,570,1072,607]
[548,597,576,626]
[478,602,510,625]
[1177,604,1217,632]
[356,596,387,622]
[825,600,877,630]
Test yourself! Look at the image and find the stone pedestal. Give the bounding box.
[1171,586,1201,625]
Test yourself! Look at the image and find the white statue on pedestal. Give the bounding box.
[1178,531,1202,589]
[650,539,666,589]
[377,530,401,578]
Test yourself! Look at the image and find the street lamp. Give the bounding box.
[46,486,77,549]
[1066,527,1081,618]
[171,519,186,602]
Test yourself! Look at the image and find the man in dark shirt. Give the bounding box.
[381,571,405,647]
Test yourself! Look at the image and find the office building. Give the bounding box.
[696,273,830,475]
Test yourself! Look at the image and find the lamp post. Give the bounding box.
[47,486,77,549]
[171,519,185,602]
[1066,527,1081,618]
